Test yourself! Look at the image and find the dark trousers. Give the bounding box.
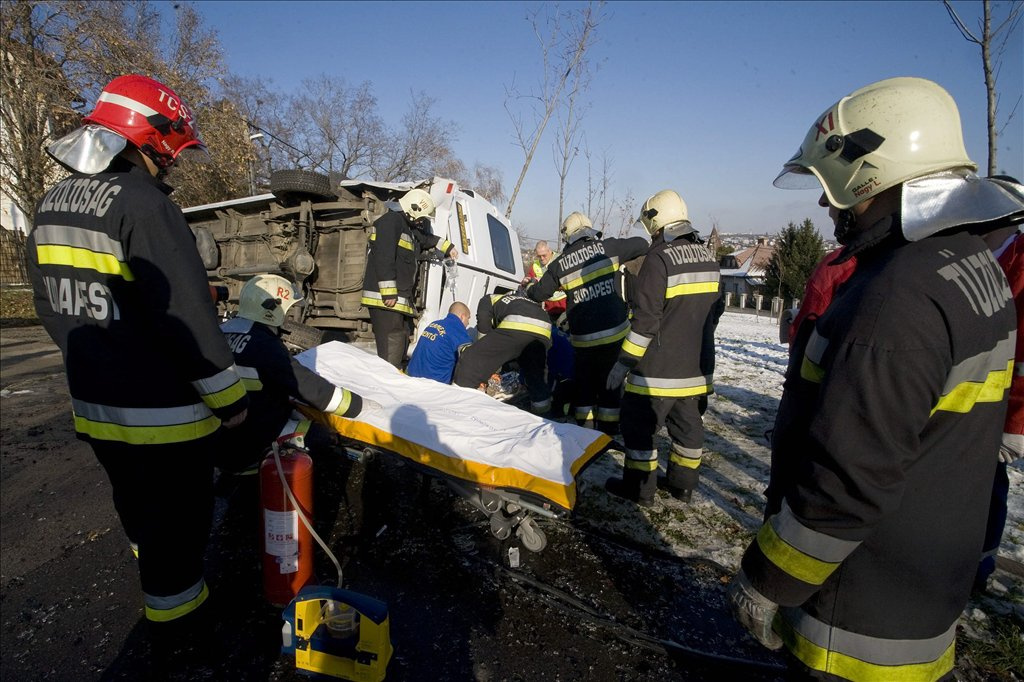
[620,392,704,476]
[573,342,622,434]
[93,436,216,622]
[369,307,412,368]
[453,330,550,406]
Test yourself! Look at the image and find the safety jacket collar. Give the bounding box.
[123,162,174,196]
[833,213,905,265]
[838,171,1024,265]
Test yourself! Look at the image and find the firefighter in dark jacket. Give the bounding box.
[604,190,721,506]
[219,274,378,473]
[360,188,457,368]
[453,292,553,414]
[526,212,648,433]
[728,77,1023,681]
[26,75,249,653]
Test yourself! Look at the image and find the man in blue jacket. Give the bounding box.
[406,302,473,384]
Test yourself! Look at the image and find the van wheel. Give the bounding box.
[270,169,336,201]
[281,319,324,351]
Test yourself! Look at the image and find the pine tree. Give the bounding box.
[763,219,825,302]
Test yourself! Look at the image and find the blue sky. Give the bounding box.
[190,0,1023,243]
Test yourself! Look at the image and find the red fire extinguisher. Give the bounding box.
[260,440,314,607]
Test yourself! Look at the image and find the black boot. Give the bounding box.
[659,467,699,503]
[604,469,656,507]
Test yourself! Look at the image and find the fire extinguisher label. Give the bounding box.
[264,509,299,558]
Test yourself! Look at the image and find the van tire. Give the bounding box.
[280,319,324,351]
[270,170,336,201]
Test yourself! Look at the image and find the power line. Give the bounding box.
[241,117,331,176]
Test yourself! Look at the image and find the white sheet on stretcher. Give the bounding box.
[294,341,610,511]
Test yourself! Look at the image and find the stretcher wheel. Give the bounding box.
[480,490,502,514]
[490,514,512,540]
[516,518,547,553]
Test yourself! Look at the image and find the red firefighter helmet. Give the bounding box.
[83,74,207,169]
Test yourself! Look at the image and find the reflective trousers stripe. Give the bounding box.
[755,501,859,586]
[669,449,701,469]
[625,447,658,472]
[144,579,209,623]
[625,374,711,398]
[779,608,956,681]
[574,405,595,421]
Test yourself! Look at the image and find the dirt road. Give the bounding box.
[0,325,787,681]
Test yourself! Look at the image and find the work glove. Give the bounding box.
[360,398,383,413]
[605,361,630,391]
[999,432,1024,465]
[727,569,783,650]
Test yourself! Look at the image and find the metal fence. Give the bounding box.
[1,229,29,286]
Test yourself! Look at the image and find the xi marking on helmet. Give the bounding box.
[814,111,835,141]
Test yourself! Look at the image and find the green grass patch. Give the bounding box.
[957,614,1024,679]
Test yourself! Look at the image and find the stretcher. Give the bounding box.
[294,341,611,552]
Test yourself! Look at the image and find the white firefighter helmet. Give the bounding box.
[638,189,694,238]
[561,211,598,244]
[398,188,436,221]
[238,274,302,327]
[774,77,976,210]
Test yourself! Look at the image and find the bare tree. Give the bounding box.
[614,188,639,238]
[0,2,80,223]
[944,0,1023,175]
[1,1,251,215]
[552,47,591,233]
[582,143,615,237]
[504,2,602,219]
[219,75,293,189]
[469,163,507,206]
[374,91,461,182]
[284,76,385,178]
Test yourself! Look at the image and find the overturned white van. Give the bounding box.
[184,170,525,353]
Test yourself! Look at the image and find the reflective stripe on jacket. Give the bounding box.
[747,223,1015,681]
[361,210,452,316]
[27,166,247,445]
[220,317,362,454]
[618,232,720,398]
[527,235,647,347]
[478,293,552,345]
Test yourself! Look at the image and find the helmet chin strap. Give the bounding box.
[835,209,857,245]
